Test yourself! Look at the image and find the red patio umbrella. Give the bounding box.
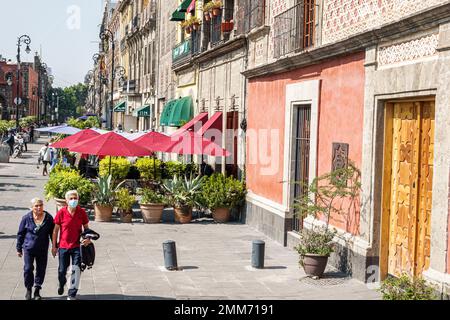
[50,129,101,149]
[69,131,151,157]
[165,131,230,157]
[133,131,172,153]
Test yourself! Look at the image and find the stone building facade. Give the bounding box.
[242,0,450,297]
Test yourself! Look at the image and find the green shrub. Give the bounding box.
[67,116,100,129]
[116,188,135,211]
[139,188,165,205]
[99,157,131,181]
[19,116,37,128]
[136,157,162,181]
[201,173,246,210]
[163,161,186,178]
[44,169,94,205]
[379,274,437,300]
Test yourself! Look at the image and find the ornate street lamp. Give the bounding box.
[4,72,13,120]
[15,34,31,129]
[99,28,115,130]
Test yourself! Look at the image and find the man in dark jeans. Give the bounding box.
[5,131,15,155]
[52,190,91,300]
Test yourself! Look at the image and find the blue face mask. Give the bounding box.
[68,200,78,208]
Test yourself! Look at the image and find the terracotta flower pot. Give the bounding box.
[212,207,231,223]
[140,203,164,223]
[174,206,193,224]
[204,12,211,21]
[54,198,67,212]
[94,204,113,222]
[185,26,192,34]
[212,7,221,17]
[301,254,329,278]
[193,23,200,31]
[118,209,133,223]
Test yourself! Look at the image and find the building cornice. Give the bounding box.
[243,3,450,79]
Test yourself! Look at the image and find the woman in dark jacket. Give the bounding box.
[17,198,55,300]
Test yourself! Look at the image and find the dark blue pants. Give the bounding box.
[58,247,81,297]
[23,250,48,290]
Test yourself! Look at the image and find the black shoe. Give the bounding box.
[25,289,32,300]
[58,285,64,295]
[34,288,42,300]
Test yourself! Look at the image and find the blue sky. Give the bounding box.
[0,0,104,88]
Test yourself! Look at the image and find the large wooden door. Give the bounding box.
[381,100,434,278]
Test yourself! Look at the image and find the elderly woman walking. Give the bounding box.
[16,198,55,300]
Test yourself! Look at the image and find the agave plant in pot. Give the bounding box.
[139,188,165,224]
[202,173,246,223]
[294,163,361,278]
[163,174,203,224]
[93,175,126,222]
[115,188,135,223]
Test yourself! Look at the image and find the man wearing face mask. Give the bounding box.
[52,190,91,300]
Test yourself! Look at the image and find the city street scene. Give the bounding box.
[1,0,450,305]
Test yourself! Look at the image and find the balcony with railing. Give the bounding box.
[172,29,202,68]
[273,0,316,59]
[236,0,266,35]
[141,0,157,29]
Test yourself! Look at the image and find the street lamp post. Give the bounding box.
[99,29,115,130]
[4,72,13,120]
[15,34,31,129]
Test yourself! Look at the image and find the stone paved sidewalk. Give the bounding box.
[0,137,381,300]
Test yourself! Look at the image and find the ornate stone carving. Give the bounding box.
[378,34,439,66]
[322,0,447,45]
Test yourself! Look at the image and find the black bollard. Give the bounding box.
[251,240,265,269]
[163,240,178,271]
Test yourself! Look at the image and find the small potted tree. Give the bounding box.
[202,173,246,223]
[163,175,203,224]
[115,188,135,223]
[139,188,165,224]
[294,163,361,278]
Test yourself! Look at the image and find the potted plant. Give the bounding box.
[294,163,361,278]
[221,20,234,33]
[115,188,135,223]
[204,10,211,21]
[204,1,222,17]
[181,20,192,34]
[163,174,204,224]
[202,173,246,223]
[44,167,94,211]
[93,175,125,222]
[139,188,165,224]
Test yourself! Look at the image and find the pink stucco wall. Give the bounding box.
[246,51,365,234]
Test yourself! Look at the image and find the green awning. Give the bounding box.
[177,0,192,12]
[113,101,126,112]
[160,96,194,127]
[170,11,185,22]
[133,105,151,117]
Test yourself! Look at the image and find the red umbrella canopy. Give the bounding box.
[133,131,172,153]
[166,131,230,157]
[68,131,152,157]
[50,129,101,149]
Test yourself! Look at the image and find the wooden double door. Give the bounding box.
[382,100,435,279]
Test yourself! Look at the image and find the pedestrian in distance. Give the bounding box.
[38,142,52,176]
[52,190,92,300]
[22,130,29,152]
[5,131,15,155]
[16,198,55,300]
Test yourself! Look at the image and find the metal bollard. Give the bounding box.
[251,240,265,269]
[163,240,178,271]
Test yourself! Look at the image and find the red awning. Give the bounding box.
[171,112,209,137]
[187,0,195,13]
[197,112,223,139]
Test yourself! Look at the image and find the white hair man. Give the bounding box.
[52,190,91,300]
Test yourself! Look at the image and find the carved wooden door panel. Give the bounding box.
[384,101,434,278]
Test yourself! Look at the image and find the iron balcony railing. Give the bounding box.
[210,7,234,47]
[172,30,202,66]
[273,0,316,59]
[236,0,266,35]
